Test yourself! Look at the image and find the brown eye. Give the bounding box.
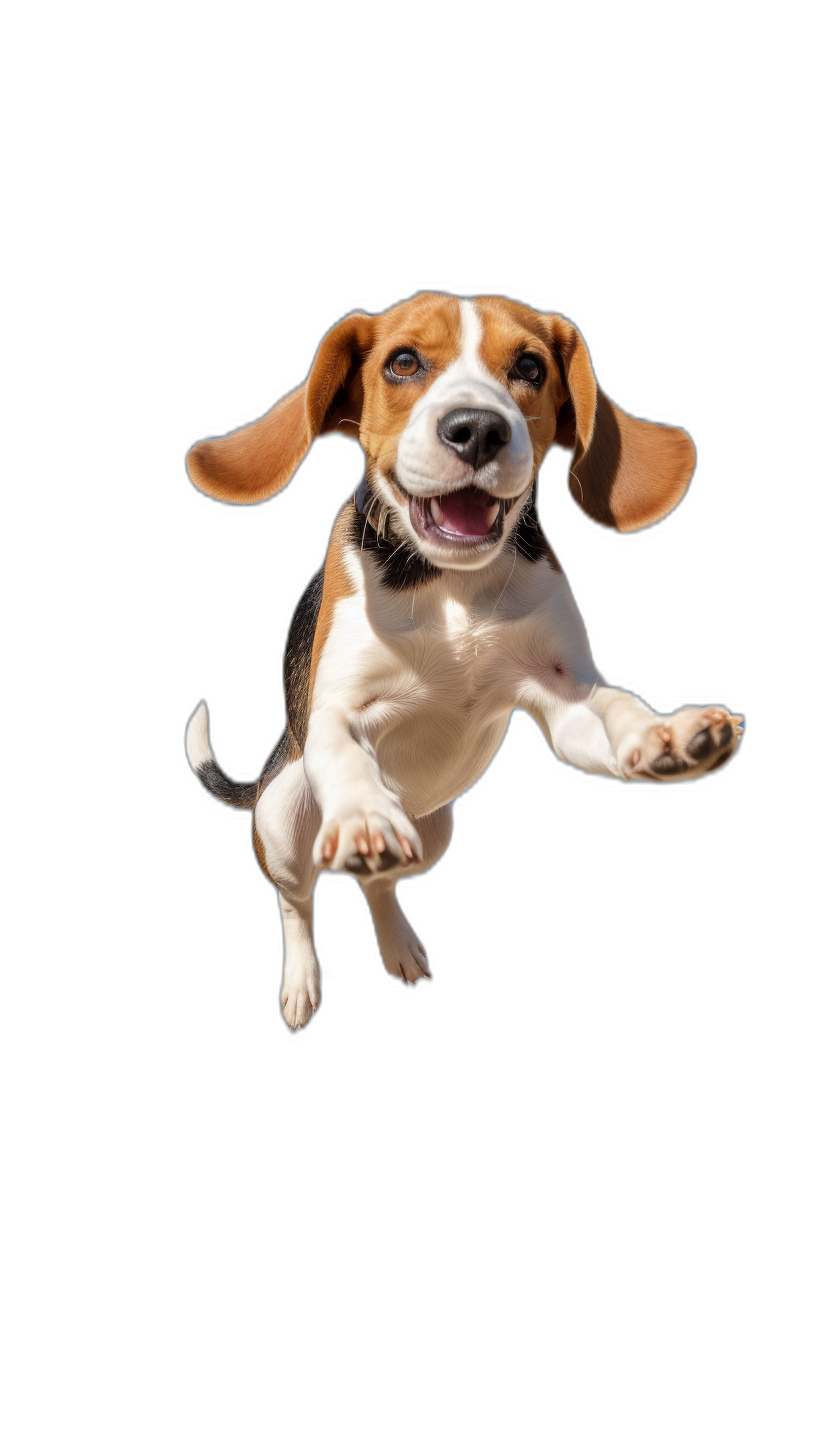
[512,353,545,386]
[388,350,421,379]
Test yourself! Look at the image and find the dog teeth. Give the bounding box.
[430,497,444,527]
[486,500,500,528]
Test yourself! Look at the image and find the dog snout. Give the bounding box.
[437,409,511,471]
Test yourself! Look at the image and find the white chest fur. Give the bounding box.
[309,550,590,818]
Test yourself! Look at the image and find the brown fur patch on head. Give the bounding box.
[186,295,466,505]
[473,299,695,530]
[356,293,462,482]
[473,297,566,467]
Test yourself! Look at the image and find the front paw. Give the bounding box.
[313,799,423,873]
[620,706,744,780]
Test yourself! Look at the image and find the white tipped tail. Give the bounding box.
[186,699,212,772]
[185,699,257,809]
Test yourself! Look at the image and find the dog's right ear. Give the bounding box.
[186,312,375,504]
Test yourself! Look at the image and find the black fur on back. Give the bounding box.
[284,567,325,748]
[256,565,325,796]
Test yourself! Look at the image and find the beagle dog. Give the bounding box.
[185,292,742,1029]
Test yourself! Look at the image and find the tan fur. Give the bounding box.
[606,405,696,530]
[187,383,310,504]
[308,505,355,705]
[473,296,564,464]
[252,822,271,879]
[547,314,695,529]
[357,293,462,481]
[186,314,375,503]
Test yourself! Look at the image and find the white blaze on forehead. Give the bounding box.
[449,298,524,389]
[457,298,487,374]
[392,293,536,513]
[403,297,523,428]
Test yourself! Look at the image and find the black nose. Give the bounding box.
[437,409,511,470]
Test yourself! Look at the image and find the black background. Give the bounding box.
[150,179,757,1100]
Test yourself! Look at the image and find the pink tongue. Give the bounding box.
[438,488,495,536]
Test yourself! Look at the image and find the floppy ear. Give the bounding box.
[186,312,375,504]
[547,317,696,531]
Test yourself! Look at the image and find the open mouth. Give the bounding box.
[408,486,512,548]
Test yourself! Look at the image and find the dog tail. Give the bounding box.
[185,701,258,809]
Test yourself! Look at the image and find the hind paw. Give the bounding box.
[281,971,320,1030]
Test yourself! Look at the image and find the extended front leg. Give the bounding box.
[586,685,743,779]
[303,704,423,871]
[533,685,743,781]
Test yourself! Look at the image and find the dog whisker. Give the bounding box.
[486,546,517,623]
[363,500,379,553]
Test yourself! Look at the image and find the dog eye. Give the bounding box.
[512,353,545,386]
[387,350,422,379]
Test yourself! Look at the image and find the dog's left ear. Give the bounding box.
[547,317,696,530]
[186,312,375,504]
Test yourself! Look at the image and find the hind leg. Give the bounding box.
[254,758,322,1029]
[358,804,452,985]
[278,891,321,1028]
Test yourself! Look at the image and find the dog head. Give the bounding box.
[187,293,695,570]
